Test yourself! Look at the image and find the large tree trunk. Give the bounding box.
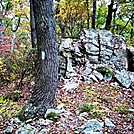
[18,0,58,120]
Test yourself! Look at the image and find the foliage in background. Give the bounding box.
[0,47,36,87]
[55,0,93,37]
[0,0,133,87]
[55,0,133,44]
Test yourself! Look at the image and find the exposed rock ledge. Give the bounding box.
[58,29,134,89]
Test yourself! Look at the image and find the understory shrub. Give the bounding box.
[79,103,104,119]
[0,47,36,87]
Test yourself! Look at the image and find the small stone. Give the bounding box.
[56,103,65,110]
[77,119,103,133]
[38,118,53,126]
[82,67,92,75]
[79,112,89,117]
[45,109,58,118]
[89,74,98,82]
[114,70,131,88]
[92,70,103,81]
[11,117,21,124]
[62,82,79,90]
[128,108,134,112]
[25,119,33,124]
[15,124,37,134]
[110,82,119,88]
[104,118,115,127]
[39,128,48,133]
[15,127,28,134]
[5,126,14,133]
[74,131,79,134]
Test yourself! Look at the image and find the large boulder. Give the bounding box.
[80,29,128,70]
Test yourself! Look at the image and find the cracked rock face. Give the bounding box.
[59,29,133,88]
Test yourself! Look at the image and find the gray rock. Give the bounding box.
[87,55,99,64]
[45,109,58,118]
[38,118,53,126]
[78,119,103,133]
[56,103,65,110]
[110,82,119,88]
[85,43,99,53]
[128,72,134,82]
[81,76,92,82]
[104,118,115,127]
[59,38,73,51]
[15,127,32,134]
[127,108,134,112]
[58,29,132,88]
[62,81,79,90]
[5,126,14,133]
[114,70,131,88]
[79,112,89,117]
[11,117,21,124]
[89,74,99,82]
[38,128,48,133]
[82,67,92,75]
[15,124,37,134]
[92,70,103,81]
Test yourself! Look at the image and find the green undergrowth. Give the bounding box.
[0,93,23,121]
[84,83,133,117]
[79,103,105,119]
[0,48,36,87]
[46,112,59,121]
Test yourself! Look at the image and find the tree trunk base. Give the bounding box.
[17,102,48,121]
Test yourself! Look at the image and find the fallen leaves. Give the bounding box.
[0,79,133,133]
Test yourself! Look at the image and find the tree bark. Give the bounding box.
[92,0,96,29]
[86,0,90,29]
[30,0,37,49]
[18,0,58,120]
[130,21,133,39]
[105,0,114,30]
[112,7,117,33]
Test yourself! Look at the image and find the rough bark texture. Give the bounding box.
[30,0,37,49]
[92,0,96,29]
[18,0,58,120]
[112,7,117,33]
[86,0,90,29]
[105,0,114,30]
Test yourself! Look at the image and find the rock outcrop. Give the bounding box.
[58,29,134,88]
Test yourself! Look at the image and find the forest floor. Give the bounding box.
[0,79,134,133]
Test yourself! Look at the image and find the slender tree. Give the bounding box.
[112,3,118,33]
[18,0,58,120]
[30,0,36,49]
[92,0,96,29]
[86,0,90,29]
[105,0,114,30]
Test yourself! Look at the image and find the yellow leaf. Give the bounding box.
[92,102,99,105]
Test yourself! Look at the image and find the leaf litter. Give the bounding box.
[0,79,133,133]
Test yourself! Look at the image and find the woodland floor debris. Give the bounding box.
[0,79,133,133]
